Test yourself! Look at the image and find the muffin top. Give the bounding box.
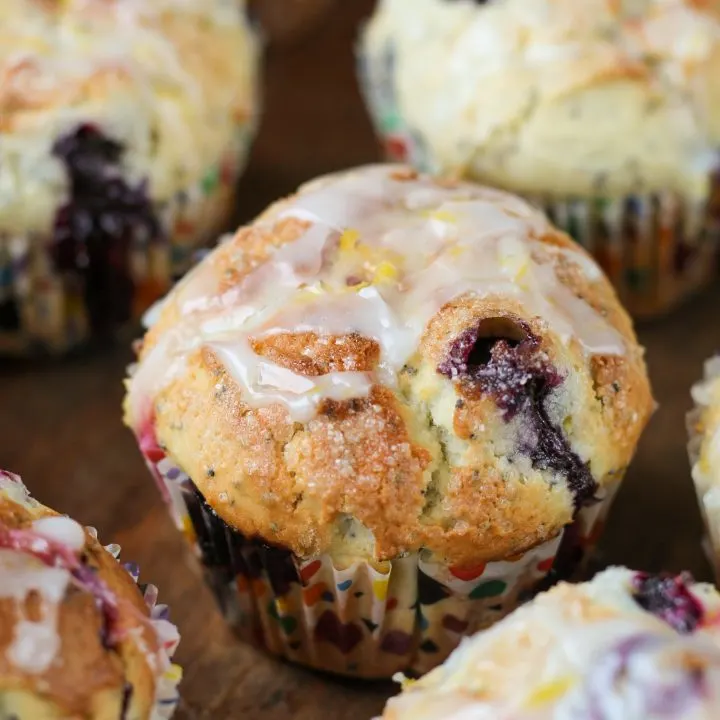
[361,0,720,198]
[382,566,720,719]
[0,470,180,720]
[125,164,653,566]
[0,0,258,235]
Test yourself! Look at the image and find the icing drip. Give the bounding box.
[0,549,70,674]
[129,165,626,425]
[0,522,122,666]
[32,516,87,553]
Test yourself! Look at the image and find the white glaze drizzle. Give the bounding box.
[32,516,86,552]
[0,478,180,699]
[130,165,626,425]
[0,549,70,674]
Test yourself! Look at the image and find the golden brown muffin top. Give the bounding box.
[0,470,180,719]
[125,165,653,566]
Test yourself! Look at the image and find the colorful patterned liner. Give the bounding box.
[141,437,618,679]
[95,530,182,719]
[357,40,720,319]
[688,356,720,582]
[0,130,253,356]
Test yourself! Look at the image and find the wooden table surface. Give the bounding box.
[1,3,719,718]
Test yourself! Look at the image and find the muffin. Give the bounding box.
[0,469,181,719]
[688,356,720,579]
[124,164,653,678]
[0,0,259,355]
[381,566,720,719]
[359,0,720,318]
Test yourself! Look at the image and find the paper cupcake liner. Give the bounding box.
[531,191,720,319]
[140,436,618,678]
[0,131,253,356]
[95,531,182,719]
[687,356,720,581]
[357,41,720,319]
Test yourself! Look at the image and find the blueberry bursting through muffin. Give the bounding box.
[52,124,161,332]
[632,572,704,634]
[437,321,596,509]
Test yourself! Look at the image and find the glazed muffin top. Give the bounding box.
[0,0,258,235]
[0,470,180,720]
[361,0,720,198]
[125,165,653,566]
[381,566,720,719]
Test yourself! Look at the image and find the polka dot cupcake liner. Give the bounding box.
[357,40,720,320]
[688,355,720,581]
[141,442,619,679]
[528,190,720,319]
[0,130,253,356]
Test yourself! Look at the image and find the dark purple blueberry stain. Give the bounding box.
[632,573,704,634]
[580,634,707,719]
[52,124,161,333]
[313,610,363,654]
[438,321,596,509]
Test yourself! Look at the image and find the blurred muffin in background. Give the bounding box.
[124,164,653,678]
[381,566,720,719]
[0,469,180,719]
[0,0,260,354]
[359,0,720,317]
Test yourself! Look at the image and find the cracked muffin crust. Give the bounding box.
[0,470,180,720]
[380,567,720,719]
[124,164,653,569]
[0,0,259,353]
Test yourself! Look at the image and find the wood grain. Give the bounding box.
[0,2,718,717]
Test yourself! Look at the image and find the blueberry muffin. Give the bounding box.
[381,566,720,719]
[124,164,653,678]
[0,469,180,719]
[359,0,720,317]
[688,356,720,579]
[0,0,259,354]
